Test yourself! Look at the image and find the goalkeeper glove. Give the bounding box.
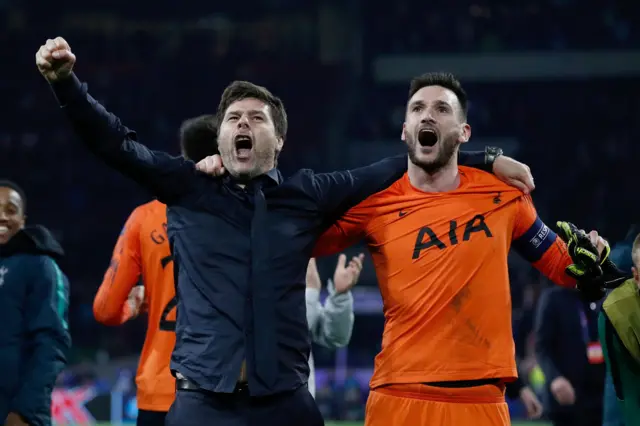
[574,261,630,302]
[556,221,604,280]
[556,221,629,302]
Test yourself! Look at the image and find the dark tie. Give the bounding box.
[250,180,277,387]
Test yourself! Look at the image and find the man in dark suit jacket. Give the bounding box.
[535,286,606,426]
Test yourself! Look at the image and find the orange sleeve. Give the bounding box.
[313,205,370,257]
[93,207,145,325]
[511,196,576,288]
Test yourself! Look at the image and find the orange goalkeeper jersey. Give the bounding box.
[93,200,176,411]
[314,167,575,389]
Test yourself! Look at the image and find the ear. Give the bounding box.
[276,137,284,152]
[401,122,407,142]
[633,266,640,289]
[19,215,26,229]
[458,123,471,144]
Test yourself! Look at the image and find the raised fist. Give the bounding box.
[35,37,76,82]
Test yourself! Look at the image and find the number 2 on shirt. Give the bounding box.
[159,254,177,331]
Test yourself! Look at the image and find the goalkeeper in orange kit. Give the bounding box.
[309,74,625,426]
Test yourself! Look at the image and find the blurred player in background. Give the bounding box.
[602,228,636,426]
[535,282,606,426]
[306,254,363,397]
[599,232,640,426]
[93,115,218,426]
[0,180,71,426]
[311,72,614,426]
[506,377,543,420]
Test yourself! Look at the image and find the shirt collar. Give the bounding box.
[264,168,282,185]
[224,168,282,188]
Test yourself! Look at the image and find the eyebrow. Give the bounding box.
[226,109,267,116]
[434,100,450,106]
[409,100,425,108]
[409,99,452,109]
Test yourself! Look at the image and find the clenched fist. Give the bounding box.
[35,37,76,82]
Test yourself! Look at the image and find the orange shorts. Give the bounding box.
[365,383,510,426]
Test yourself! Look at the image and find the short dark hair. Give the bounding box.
[179,115,219,163]
[216,81,288,141]
[0,179,26,213]
[408,72,469,118]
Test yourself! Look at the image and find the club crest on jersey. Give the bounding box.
[412,214,493,259]
[0,266,7,287]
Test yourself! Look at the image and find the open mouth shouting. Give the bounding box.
[418,128,439,147]
[234,134,253,160]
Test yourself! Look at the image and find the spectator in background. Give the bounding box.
[609,225,638,275]
[599,232,640,426]
[0,181,71,426]
[535,285,606,426]
[600,230,636,426]
[305,254,363,397]
[602,364,625,426]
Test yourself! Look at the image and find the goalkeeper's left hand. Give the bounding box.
[557,221,606,280]
[556,221,629,301]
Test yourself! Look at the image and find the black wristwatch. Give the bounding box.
[485,146,504,168]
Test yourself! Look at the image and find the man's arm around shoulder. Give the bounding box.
[309,154,407,217]
[11,256,71,424]
[308,149,533,218]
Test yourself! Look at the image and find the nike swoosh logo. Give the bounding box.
[399,211,408,217]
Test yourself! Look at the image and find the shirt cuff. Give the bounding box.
[327,279,353,304]
[305,287,321,305]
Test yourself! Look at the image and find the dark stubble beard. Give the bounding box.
[406,133,459,174]
[219,141,278,182]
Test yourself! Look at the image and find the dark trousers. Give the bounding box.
[166,385,324,426]
[549,408,603,426]
[136,409,167,426]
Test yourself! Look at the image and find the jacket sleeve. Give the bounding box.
[599,311,627,403]
[309,151,497,216]
[309,154,407,217]
[11,256,71,422]
[306,287,323,334]
[534,288,562,385]
[307,280,355,349]
[310,150,496,256]
[458,150,493,173]
[50,73,198,204]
